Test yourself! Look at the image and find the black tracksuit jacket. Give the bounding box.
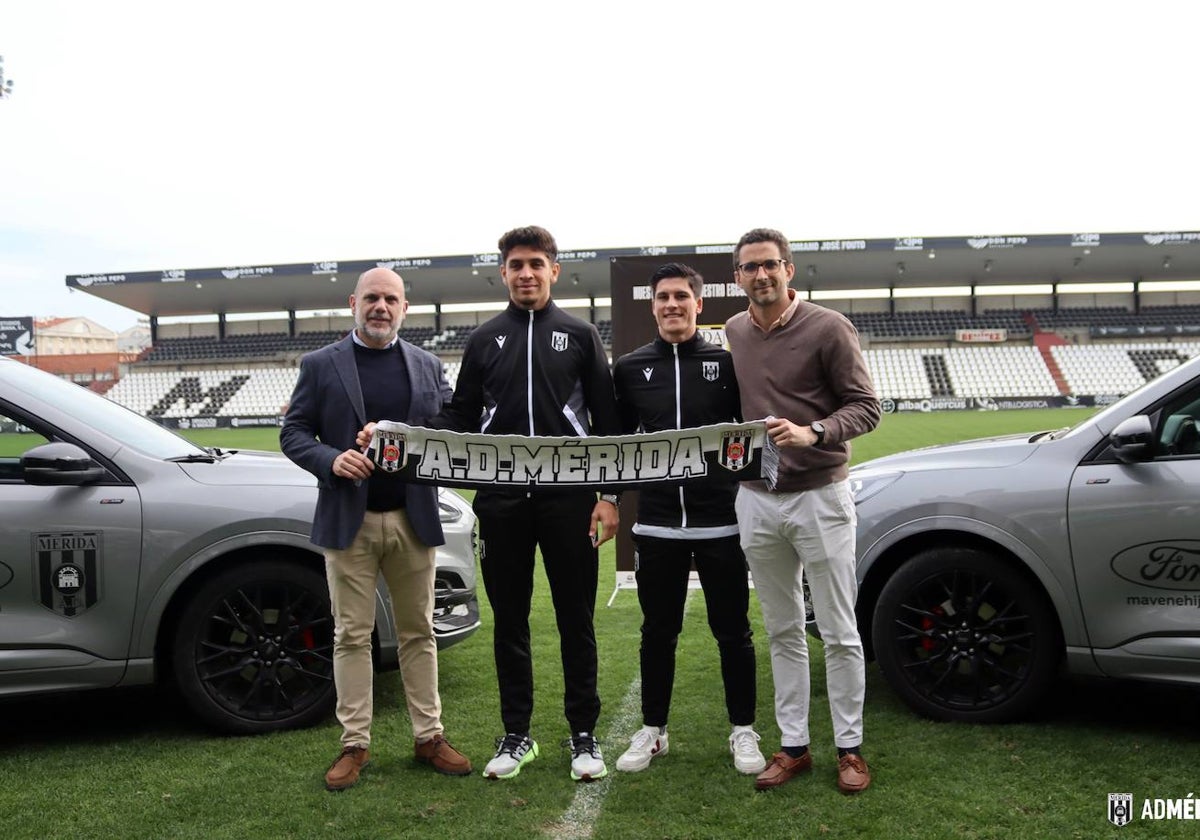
[612,332,741,531]
[434,299,620,449]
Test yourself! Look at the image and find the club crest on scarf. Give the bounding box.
[720,429,752,472]
[370,429,408,473]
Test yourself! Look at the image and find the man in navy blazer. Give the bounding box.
[281,267,471,790]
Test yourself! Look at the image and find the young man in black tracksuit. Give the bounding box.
[433,226,621,782]
[610,262,764,775]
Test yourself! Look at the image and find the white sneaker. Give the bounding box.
[729,727,766,775]
[483,733,538,780]
[566,732,608,781]
[616,725,669,772]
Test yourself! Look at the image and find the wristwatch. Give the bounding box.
[810,421,826,445]
[599,493,620,506]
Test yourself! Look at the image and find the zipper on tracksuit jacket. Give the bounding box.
[671,343,687,528]
[525,310,535,436]
[525,310,534,497]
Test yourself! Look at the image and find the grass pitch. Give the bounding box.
[2,407,1197,839]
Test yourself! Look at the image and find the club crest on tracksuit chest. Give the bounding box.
[551,331,569,352]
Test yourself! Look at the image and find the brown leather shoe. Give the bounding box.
[325,745,369,791]
[837,753,871,794]
[415,734,473,776]
[754,750,813,790]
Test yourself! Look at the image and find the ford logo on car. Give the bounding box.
[1111,541,1200,590]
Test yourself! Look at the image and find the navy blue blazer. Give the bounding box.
[281,334,453,550]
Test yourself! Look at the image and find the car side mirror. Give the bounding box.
[1109,415,1154,464]
[22,442,107,486]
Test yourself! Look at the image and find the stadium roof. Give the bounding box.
[67,230,1200,319]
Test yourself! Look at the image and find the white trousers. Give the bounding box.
[736,481,865,749]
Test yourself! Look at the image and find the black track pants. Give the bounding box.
[632,533,756,728]
[475,489,601,735]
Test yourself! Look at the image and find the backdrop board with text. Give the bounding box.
[608,253,754,594]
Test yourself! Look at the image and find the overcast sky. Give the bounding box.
[3,1,1197,331]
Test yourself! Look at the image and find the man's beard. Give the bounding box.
[752,286,780,305]
[359,319,397,343]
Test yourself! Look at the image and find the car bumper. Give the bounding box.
[434,595,481,650]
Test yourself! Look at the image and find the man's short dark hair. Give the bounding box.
[649,262,703,299]
[498,226,558,263]
[734,228,792,266]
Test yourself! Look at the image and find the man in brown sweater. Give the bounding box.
[724,228,880,794]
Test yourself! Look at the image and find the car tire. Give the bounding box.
[872,547,1060,723]
[172,560,335,735]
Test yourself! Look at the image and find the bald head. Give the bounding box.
[354,267,404,297]
[351,268,408,348]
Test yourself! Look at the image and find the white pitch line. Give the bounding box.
[546,590,695,840]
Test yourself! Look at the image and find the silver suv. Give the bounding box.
[848,350,1200,722]
[0,358,479,734]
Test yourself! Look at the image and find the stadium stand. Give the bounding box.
[943,346,1061,397]
[107,306,1200,420]
[107,368,300,418]
[843,306,1200,342]
[1032,306,1200,331]
[1051,342,1200,395]
[141,327,437,362]
[1139,304,1200,325]
[134,308,1200,365]
[847,309,1030,340]
[109,361,467,419]
[110,340,1200,421]
[424,326,476,352]
[1028,307,1131,330]
[862,346,1061,400]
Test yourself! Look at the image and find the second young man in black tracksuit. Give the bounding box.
[610,262,764,776]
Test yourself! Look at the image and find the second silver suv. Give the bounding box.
[846,348,1200,722]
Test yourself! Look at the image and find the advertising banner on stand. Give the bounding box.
[0,317,34,356]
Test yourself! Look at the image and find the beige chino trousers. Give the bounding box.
[324,508,443,747]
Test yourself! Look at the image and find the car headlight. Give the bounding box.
[438,500,464,524]
[849,471,902,505]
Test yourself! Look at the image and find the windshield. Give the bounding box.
[1054,355,1200,440]
[3,360,208,460]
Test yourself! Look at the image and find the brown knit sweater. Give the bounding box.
[725,297,880,492]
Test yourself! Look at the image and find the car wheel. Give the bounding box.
[172,560,335,734]
[872,547,1060,723]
